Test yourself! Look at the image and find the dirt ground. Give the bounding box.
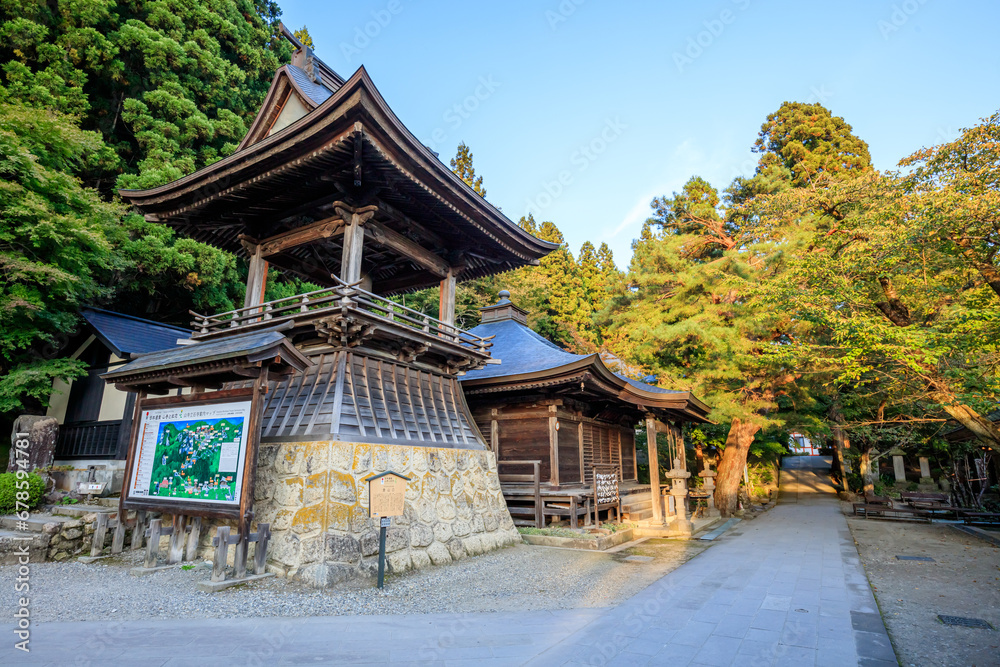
[847,511,1000,667]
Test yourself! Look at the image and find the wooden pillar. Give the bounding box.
[646,415,662,523]
[674,422,687,471]
[549,405,560,488]
[490,408,499,454]
[243,243,268,310]
[340,214,365,283]
[439,269,456,327]
[578,421,585,483]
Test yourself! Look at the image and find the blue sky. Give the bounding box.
[278,0,1000,269]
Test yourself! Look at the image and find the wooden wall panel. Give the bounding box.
[498,419,551,482]
[558,420,581,484]
[620,428,637,481]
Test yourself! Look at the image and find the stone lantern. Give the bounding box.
[665,458,693,535]
[699,460,720,518]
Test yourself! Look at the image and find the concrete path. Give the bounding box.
[1,456,895,666]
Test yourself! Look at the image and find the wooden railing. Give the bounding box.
[190,277,493,354]
[55,420,122,459]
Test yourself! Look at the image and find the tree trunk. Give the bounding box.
[829,401,850,492]
[860,446,877,497]
[715,419,761,517]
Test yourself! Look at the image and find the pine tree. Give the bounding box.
[450,142,486,197]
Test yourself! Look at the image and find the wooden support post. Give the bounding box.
[548,405,560,488]
[185,516,202,562]
[646,415,663,524]
[243,243,268,310]
[438,269,456,329]
[337,205,369,283]
[91,513,108,557]
[570,495,578,529]
[532,461,543,528]
[253,524,271,576]
[168,514,186,564]
[145,518,162,568]
[675,422,687,471]
[111,515,126,554]
[490,409,499,454]
[578,421,585,484]
[212,526,230,583]
[131,511,146,551]
[234,528,249,580]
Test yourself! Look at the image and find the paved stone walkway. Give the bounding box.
[2,456,895,666]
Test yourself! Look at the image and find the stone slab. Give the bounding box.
[130,564,180,576]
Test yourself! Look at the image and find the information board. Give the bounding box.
[127,400,252,509]
[368,473,407,518]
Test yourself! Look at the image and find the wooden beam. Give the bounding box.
[258,216,344,257]
[366,220,449,278]
[376,200,446,248]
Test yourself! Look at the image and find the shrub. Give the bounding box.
[0,472,46,514]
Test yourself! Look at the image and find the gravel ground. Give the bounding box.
[2,539,708,623]
[846,509,1000,667]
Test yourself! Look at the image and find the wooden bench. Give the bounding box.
[864,492,894,507]
[900,491,949,505]
[507,496,591,529]
[959,511,1000,526]
[853,503,931,523]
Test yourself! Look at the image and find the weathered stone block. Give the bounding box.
[270,533,302,567]
[325,533,361,564]
[326,471,356,504]
[360,531,379,557]
[372,444,390,472]
[436,497,457,521]
[303,562,356,588]
[353,444,372,473]
[350,505,374,534]
[326,502,350,532]
[301,442,329,475]
[426,541,451,565]
[385,527,409,553]
[272,509,294,532]
[303,472,327,506]
[257,443,280,469]
[446,537,466,560]
[274,444,304,475]
[440,450,457,473]
[388,551,411,574]
[299,534,324,565]
[273,478,303,507]
[462,535,484,556]
[389,446,410,473]
[410,524,433,547]
[452,519,471,537]
[292,504,325,535]
[410,450,429,473]
[411,549,431,569]
[433,521,453,543]
[8,415,58,472]
[329,442,353,472]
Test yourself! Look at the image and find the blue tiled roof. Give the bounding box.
[462,319,590,381]
[103,330,294,378]
[286,65,334,106]
[462,318,681,395]
[81,309,190,357]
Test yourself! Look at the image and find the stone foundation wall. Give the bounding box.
[236,441,519,587]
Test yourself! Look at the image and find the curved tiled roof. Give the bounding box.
[285,64,335,106]
[462,319,589,381]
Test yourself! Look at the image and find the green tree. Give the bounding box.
[0,0,289,190]
[293,26,314,48]
[450,142,486,197]
[0,103,120,412]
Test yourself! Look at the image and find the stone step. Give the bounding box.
[0,513,78,533]
[46,504,116,518]
[621,497,653,511]
[97,497,120,507]
[0,529,49,564]
[623,509,653,521]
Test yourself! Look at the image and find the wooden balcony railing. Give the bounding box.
[190,277,493,355]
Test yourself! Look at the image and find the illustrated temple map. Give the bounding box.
[127,401,253,506]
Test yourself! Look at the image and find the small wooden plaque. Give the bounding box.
[366,471,410,519]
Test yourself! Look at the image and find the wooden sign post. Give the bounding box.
[365,471,411,589]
